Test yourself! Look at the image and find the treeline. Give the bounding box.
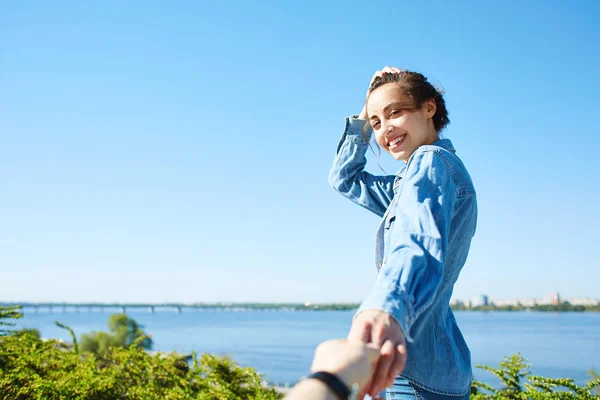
[176,302,600,312]
[157,302,600,312]
[7,302,599,312]
[451,302,600,312]
[190,302,362,311]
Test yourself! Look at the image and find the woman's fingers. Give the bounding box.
[369,69,382,86]
[382,66,401,75]
[389,343,407,382]
[367,67,401,97]
[367,340,395,396]
[347,320,372,343]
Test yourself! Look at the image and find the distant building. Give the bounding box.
[450,299,464,307]
[551,292,561,305]
[492,298,519,307]
[568,297,600,306]
[471,295,489,307]
[519,298,538,307]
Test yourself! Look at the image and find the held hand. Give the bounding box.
[359,66,403,120]
[347,310,407,398]
[310,339,381,393]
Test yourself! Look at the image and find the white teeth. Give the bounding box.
[389,135,405,146]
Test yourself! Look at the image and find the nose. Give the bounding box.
[383,123,394,139]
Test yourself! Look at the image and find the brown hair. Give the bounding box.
[364,70,450,136]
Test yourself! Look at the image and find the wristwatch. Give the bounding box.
[305,371,360,400]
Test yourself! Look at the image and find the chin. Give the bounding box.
[386,148,409,161]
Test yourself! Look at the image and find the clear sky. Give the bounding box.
[1,0,599,304]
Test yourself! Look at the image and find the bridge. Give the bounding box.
[0,302,233,314]
[0,302,359,314]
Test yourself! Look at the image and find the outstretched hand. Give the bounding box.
[310,339,381,392]
[348,309,407,398]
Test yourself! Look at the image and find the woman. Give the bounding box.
[328,67,477,400]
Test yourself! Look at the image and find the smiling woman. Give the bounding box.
[365,71,449,162]
[328,67,478,400]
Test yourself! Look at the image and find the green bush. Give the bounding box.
[0,331,282,399]
[11,328,41,339]
[0,306,282,399]
[0,306,22,336]
[472,353,600,399]
[590,370,600,395]
[79,313,153,356]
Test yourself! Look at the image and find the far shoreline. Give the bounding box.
[4,301,599,313]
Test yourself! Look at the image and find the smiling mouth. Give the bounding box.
[388,134,407,151]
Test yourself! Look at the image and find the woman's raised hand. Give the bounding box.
[359,66,403,120]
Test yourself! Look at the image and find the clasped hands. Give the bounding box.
[312,310,407,399]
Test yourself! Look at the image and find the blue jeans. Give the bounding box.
[385,377,470,400]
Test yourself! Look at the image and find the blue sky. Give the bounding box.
[1,0,599,303]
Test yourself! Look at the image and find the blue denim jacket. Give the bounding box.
[328,116,477,395]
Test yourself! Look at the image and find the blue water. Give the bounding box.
[14,309,600,387]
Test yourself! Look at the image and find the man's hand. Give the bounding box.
[348,310,407,397]
[310,339,381,392]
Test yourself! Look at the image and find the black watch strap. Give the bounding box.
[306,371,351,400]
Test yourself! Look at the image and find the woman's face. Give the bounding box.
[367,83,438,162]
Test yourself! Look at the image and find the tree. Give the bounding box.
[79,313,153,356]
[0,305,22,336]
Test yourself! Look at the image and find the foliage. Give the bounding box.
[79,313,153,356]
[0,312,283,399]
[2,305,598,399]
[11,328,41,339]
[0,332,283,399]
[472,353,600,399]
[0,306,22,336]
[57,320,79,354]
[591,370,600,395]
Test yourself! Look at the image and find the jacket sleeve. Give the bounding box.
[357,150,457,342]
[328,115,396,218]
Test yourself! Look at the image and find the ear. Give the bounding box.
[422,99,436,119]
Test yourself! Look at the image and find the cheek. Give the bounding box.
[407,114,426,132]
[374,132,387,150]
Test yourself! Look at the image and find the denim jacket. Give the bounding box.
[328,116,477,395]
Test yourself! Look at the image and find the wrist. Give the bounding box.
[306,371,353,400]
[344,116,371,143]
[358,106,368,121]
[292,379,338,400]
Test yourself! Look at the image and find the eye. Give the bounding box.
[371,120,381,130]
[390,109,403,117]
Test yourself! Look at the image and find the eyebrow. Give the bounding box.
[369,102,412,120]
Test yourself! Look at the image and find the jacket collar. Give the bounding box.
[393,138,456,181]
[432,138,455,152]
